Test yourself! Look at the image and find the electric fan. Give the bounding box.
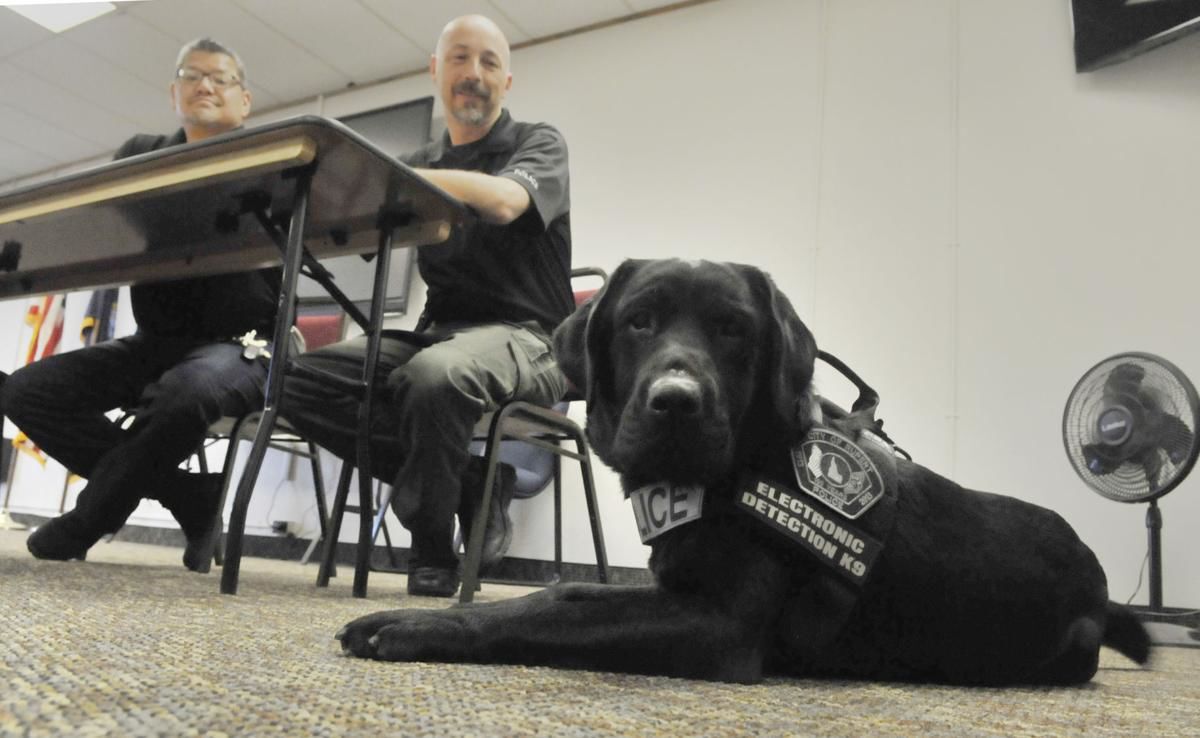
[1063,352,1200,646]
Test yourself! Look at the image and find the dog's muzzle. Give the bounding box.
[646,371,704,419]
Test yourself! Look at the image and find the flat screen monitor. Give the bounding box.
[296,96,435,313]
[1072,0,1200,72]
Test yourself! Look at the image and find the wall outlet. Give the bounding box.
[270,520,292,536]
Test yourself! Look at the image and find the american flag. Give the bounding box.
[11,294,66,465]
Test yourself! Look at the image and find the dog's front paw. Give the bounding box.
[336,609,406,658]
[336,609,469,662]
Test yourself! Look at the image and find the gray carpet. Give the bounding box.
[1,528,1197,737]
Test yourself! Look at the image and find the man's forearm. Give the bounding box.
[415,168,531,225]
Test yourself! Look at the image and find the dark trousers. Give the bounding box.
[280,321,566,568]
[0,334,268,535]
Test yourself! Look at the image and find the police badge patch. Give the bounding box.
[791,428,884,520]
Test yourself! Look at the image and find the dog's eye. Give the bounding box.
[626,311,654,332]
[716,317,746,338]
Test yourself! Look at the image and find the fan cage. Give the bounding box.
[1063,352,1200,503]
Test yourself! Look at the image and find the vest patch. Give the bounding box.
[735,476,883,584]
[629,483,704,543]
[790,428,884,520]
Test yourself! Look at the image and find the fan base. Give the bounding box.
[1142,621,1200,649]
[0,510,28,531]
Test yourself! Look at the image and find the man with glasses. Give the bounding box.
[281,15,573,597]
[1,38,278,570]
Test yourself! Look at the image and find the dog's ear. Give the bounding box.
[553,260,644,406]
[741,265,817,435]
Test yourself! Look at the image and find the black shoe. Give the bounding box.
[157,473,223,573]
[26,515,97,561]
[406,565,460,597]
[458,459,516,567]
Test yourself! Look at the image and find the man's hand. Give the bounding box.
[416,168,531,225]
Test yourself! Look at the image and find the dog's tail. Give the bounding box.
[1103,601,1152,665]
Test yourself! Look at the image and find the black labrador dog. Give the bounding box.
[337,259,1150,685]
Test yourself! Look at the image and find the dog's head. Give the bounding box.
[554,259,817,487]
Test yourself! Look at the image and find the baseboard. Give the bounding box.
[9,512,652,588]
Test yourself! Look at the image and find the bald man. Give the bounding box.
[281,15,572,597]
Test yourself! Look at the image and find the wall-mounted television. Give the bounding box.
[1072,0,1200,72]
[296,95,435,313]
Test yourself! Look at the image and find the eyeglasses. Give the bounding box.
[175,67,242,90]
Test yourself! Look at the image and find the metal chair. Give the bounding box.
[316,267,611,601]
[456,393,609,603]
[189,307,346,572]
[456,267,609,602]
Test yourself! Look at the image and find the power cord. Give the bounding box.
[1125,549,1149,606]
[1124,546,1200,618]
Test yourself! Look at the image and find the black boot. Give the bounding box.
[28,469,142,561]
[154,472,223,573]
[457,458,517,567]
[406,565,461,597]
[406,521,461,598]
[26,512,100,561]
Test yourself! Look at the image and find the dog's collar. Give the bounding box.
[628,426,900,588]
[628,482,706,544]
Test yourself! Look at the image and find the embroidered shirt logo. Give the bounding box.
[510,168,539,190]
[791,428,884,520]
[629,483,704,543]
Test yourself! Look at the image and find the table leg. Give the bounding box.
[220,168,312,595]
[350,222,396,598]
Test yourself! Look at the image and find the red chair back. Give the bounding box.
[569,266,607,308]
[295,311,345,352]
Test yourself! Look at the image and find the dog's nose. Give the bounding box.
[647,373,702,417]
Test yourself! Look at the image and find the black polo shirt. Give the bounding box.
[115,130,281,339]
[405,109,573,334]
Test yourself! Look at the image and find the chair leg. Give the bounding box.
[317,460,354,587]
[459,441,503,604]
[371,484,400,570]
[221,408,284,594]
[352,464,374,598]
[574,433,609,584]
[553,454,563,584]
[308,441,329,551]
[296,441,329,567]
[196,442,210,474]
[206,413,256,572]
[192,433,218,567]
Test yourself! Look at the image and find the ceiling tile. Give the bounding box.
[361,0,531,52]
[6,37,172,131]
[124,0,350,102]
[0,135,57,178]
[625,0,687,11]
[490,0,631,39]
[235,0,427,86]
[0,104,102,163]
[0,61,168,149]
[0,7,54,60]
[60,10,191,90]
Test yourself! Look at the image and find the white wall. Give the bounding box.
[505,0,1200,603]
[954,1,1200,608]
[5,0,1199,605]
